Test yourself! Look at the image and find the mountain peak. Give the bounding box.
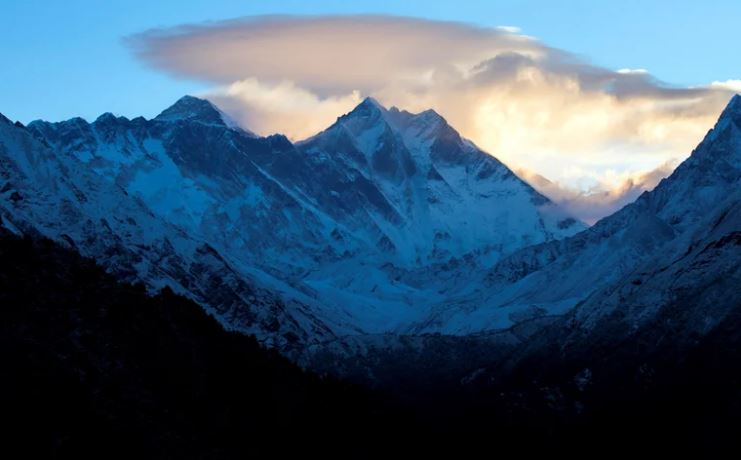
[409,108,447,129]
[339,98,451,133]
[94,112,129,125]
[343,96,387,120]
[417,108,444,119]
[704,94,741,144]
[155,95,238,128]
[383,106,451,140]
[359,96,384,109]
[96,112,116,122]
[719,93,741,122]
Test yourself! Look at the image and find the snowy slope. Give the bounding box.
[291,98,584,331]
[298,97,583,266]
[417,94,741,335]
[22,96,584,337]
[0,114,339,350]
[565,96,741,337]
[570,186,741,338]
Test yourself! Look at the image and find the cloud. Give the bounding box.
[711,79,741,92]
[127,15,739,222]
[518,161,678,225]
[127,15,542,95]
[208,78,362,139]
[496,26,522,34]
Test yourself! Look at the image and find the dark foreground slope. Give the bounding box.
[2,220,741,457]
[0,228,406,458]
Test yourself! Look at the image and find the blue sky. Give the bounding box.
[2,0,740,123]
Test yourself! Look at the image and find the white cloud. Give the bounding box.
[617,68,649,74]
[711,79,741,92]
[208,78,362,140]
[496,25,522,33]
[519,160,678,225]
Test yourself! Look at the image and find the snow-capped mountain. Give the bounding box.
[1,90,739,392]
[0,113,336,350]
[298,97,583,266]
[302,94,741,383]
[12,95,583,341]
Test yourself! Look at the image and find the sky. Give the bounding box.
[2,0,740,222]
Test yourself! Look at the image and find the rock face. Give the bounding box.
[1,95,583,350]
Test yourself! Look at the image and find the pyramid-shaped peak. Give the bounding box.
[356,96,386,110]
[155,95,234,127]
[704,93,741,142]
[360,96,384,108]
[346,96,387,117]
[719,93,741,121]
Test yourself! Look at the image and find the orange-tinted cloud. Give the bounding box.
[518,161,678,225]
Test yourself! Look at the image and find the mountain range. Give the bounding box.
[2,95,585,353]
[305,94,741,381]
[1,92,740,453]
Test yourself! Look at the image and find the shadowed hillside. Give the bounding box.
[0,229,407,458]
